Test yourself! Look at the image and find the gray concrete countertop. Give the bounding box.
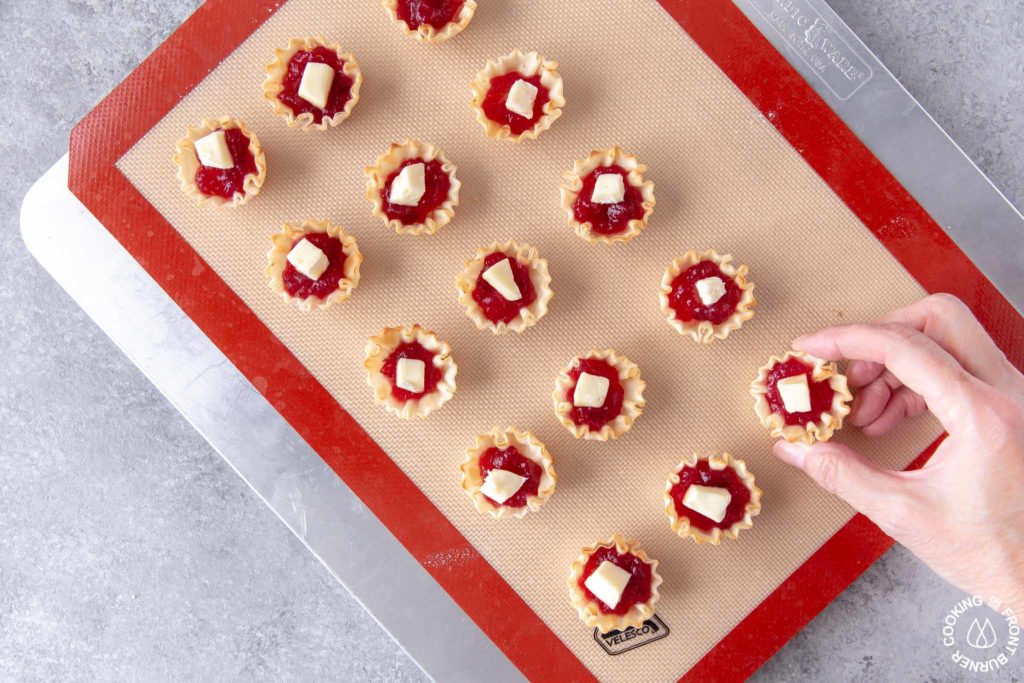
[2,1,1021,680]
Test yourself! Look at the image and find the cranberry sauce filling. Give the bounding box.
[281,232,347,300]
[194,128,258,199]
[578,546,653,615]
[572,165,645,235]
[396,0,464,29]
[669,460,752,532]
[277,47,355,123]
[481,72,549,135]
[472,253,537,324]
[381,158,452,226]
[478,445,542,508]
[765,358,836,426]
[566,358,624,431]
[379,341,441,401]
[667,261,742,325]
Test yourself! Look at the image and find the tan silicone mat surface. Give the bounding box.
[118,0,942,679]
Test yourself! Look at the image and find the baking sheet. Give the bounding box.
[115,0,943,679]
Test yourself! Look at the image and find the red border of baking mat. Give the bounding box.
[67,0,1024,680]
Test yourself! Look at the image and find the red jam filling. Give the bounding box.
[472,253,537,324]
[669,461,751,532]
[481,72,549,135]
[381,158,452,226]
[667,261,742,325]
[282,233,347,300]
[765,358,836,426]
[578,546,653,615]
[379,341,441,401]
[572,166,645,235]
[194,128,257,199]
[277,47,355,124]
[565,358,624,431]
[396,0,464,29]
[478,446,542,508]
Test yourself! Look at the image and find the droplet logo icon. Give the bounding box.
[966,617,998,650]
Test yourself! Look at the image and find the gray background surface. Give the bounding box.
[2,1,1021,681]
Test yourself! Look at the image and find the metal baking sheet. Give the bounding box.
[23,0,1024,679]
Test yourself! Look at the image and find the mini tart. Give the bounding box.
[567,535,662,633]
[459,427,557,519]
[560,147,655,244]
[659,249,756,343]
[173,116,266,207]
[383,0,477,43]
[664,452,762,545]
[364,324,457,419]
[266,219,362,311]
[470,50,565,142]
[365,139,461,235]
[455,241,553,334]
[751,351,853,444]
[553,349,645,441]
[262,37,362,131]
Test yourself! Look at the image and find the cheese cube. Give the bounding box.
[480,469,527,505]
[389,163,426,207]
[591,173,625,204]
[286,238,329,281]
[482,258,522,301]
[505,78,538,118]
[194,130,234,170]
[298,61,336,110]
[682,485,732,523]
[776,374,812,413]
[695,276,727,306]
[395,358,426,394]
[584,560,632,609]
[573,372,610,408]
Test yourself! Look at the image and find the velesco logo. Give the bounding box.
[941,596,1019,673]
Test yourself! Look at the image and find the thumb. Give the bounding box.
[773,440,908,523]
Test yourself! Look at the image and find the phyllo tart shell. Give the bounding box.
[364,324,457,419]
[751,350,853,444]
[382,0,477,43]
[470,49,565,142]
[459,427,557,519]
[560,146,655,245]
[663,452,763,545]
[173,116,266,208]
[658,249,756,344]
[364,139,461,236]
[266,219,362,311]
[455,240,553,334]
[552,349,645,441]
[567,534,663,633]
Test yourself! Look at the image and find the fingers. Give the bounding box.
[794,323,981,433]
[774,440,909,523]
[879,294,1019,391]
[861,385,928,436]
[850,369,902,427]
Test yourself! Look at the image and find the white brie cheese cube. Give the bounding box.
[573,372,610,408]
[286,238,329,281]
[776,374,812,413]
[388,162,426,207]
[480,469,527,505]
[584,560,632,609]
[395,358,426,394]
[297,61,336,110]
[591,173,625,204]
[682,485,732,523]
[695,276,727,306]
[481,258,522,301]
[194,130,234,170]
[505,78,538,118]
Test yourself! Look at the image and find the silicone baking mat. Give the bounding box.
[68,0,1024,680]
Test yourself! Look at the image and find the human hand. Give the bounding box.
[774,294,1024,615]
